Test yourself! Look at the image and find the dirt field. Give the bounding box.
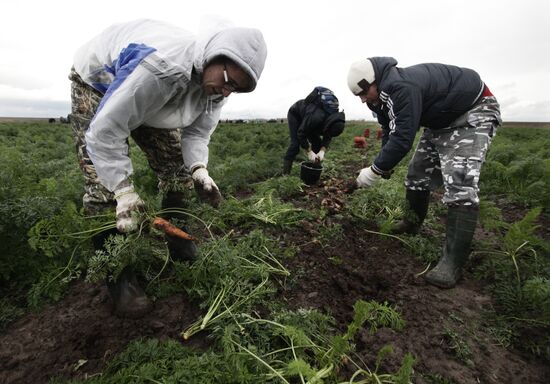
[1,176,549,383]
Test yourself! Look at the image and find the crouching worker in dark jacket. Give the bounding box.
[282,87,346,174]
[347,57,501,288]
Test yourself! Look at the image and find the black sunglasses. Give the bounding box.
[223,63,249,93]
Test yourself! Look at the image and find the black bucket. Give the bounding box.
[300,161,323,185]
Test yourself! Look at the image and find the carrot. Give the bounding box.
[152,217,196,241]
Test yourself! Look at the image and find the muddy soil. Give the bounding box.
[1,176,549,383]
[0,282,212,383]
[281,219,548,383]
[279,177,550,383]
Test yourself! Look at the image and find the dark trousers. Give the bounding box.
[284,111,322,161]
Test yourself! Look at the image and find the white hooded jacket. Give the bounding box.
[73,19,267,191]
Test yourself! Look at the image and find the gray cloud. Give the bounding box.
[1,0,549,122]
[0,72,52,90]
[502,100,550,122]
[0,98,70,118]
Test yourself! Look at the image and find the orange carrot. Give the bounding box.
[152,217,196,241]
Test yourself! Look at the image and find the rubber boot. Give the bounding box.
[424,205,479,289]
[92,229,153,318]
[282,159,293,175]
[106,266,153,318]
[391,189,430,234]
[161,191,198,262]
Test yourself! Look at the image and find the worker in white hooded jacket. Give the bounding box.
[69,19,267,318]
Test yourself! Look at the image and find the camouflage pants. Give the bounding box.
[68,68,190,215]
[404,96,501,207]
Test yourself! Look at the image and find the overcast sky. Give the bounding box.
[1,0,549,122]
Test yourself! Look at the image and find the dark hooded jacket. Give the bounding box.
[288,100,343,150]
[367,57,484,176]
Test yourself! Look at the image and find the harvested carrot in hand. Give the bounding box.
[152,217,197,241]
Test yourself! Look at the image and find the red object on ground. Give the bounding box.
[363,128,370,137]
[353,136,367,148]
[376,129,383,140]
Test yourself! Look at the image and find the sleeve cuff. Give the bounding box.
[371,164,393,178]
[189,163,207,174]
[114,178,132,192]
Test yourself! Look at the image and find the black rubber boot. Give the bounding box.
[92,229,153,318]
[282,159,293,175]
[391,189,430,234]
[161,191,198,262]
[106,266,153,318]
[424,205,479,289]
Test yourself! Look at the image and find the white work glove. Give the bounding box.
[356,166,380,188]
[192,167,222,208]
[316,149,325,162]
[114,185,146,233]
[307,150,317,162]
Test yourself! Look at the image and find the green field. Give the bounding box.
[1,121,549,383]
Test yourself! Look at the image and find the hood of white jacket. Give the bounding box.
[194,27,267,91]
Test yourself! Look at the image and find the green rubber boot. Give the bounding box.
[391,189,430,235]
[424,205,479,289]
[282,159,293,175]
[161,191,198,262]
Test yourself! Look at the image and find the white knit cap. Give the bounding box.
[347,59,375,95]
